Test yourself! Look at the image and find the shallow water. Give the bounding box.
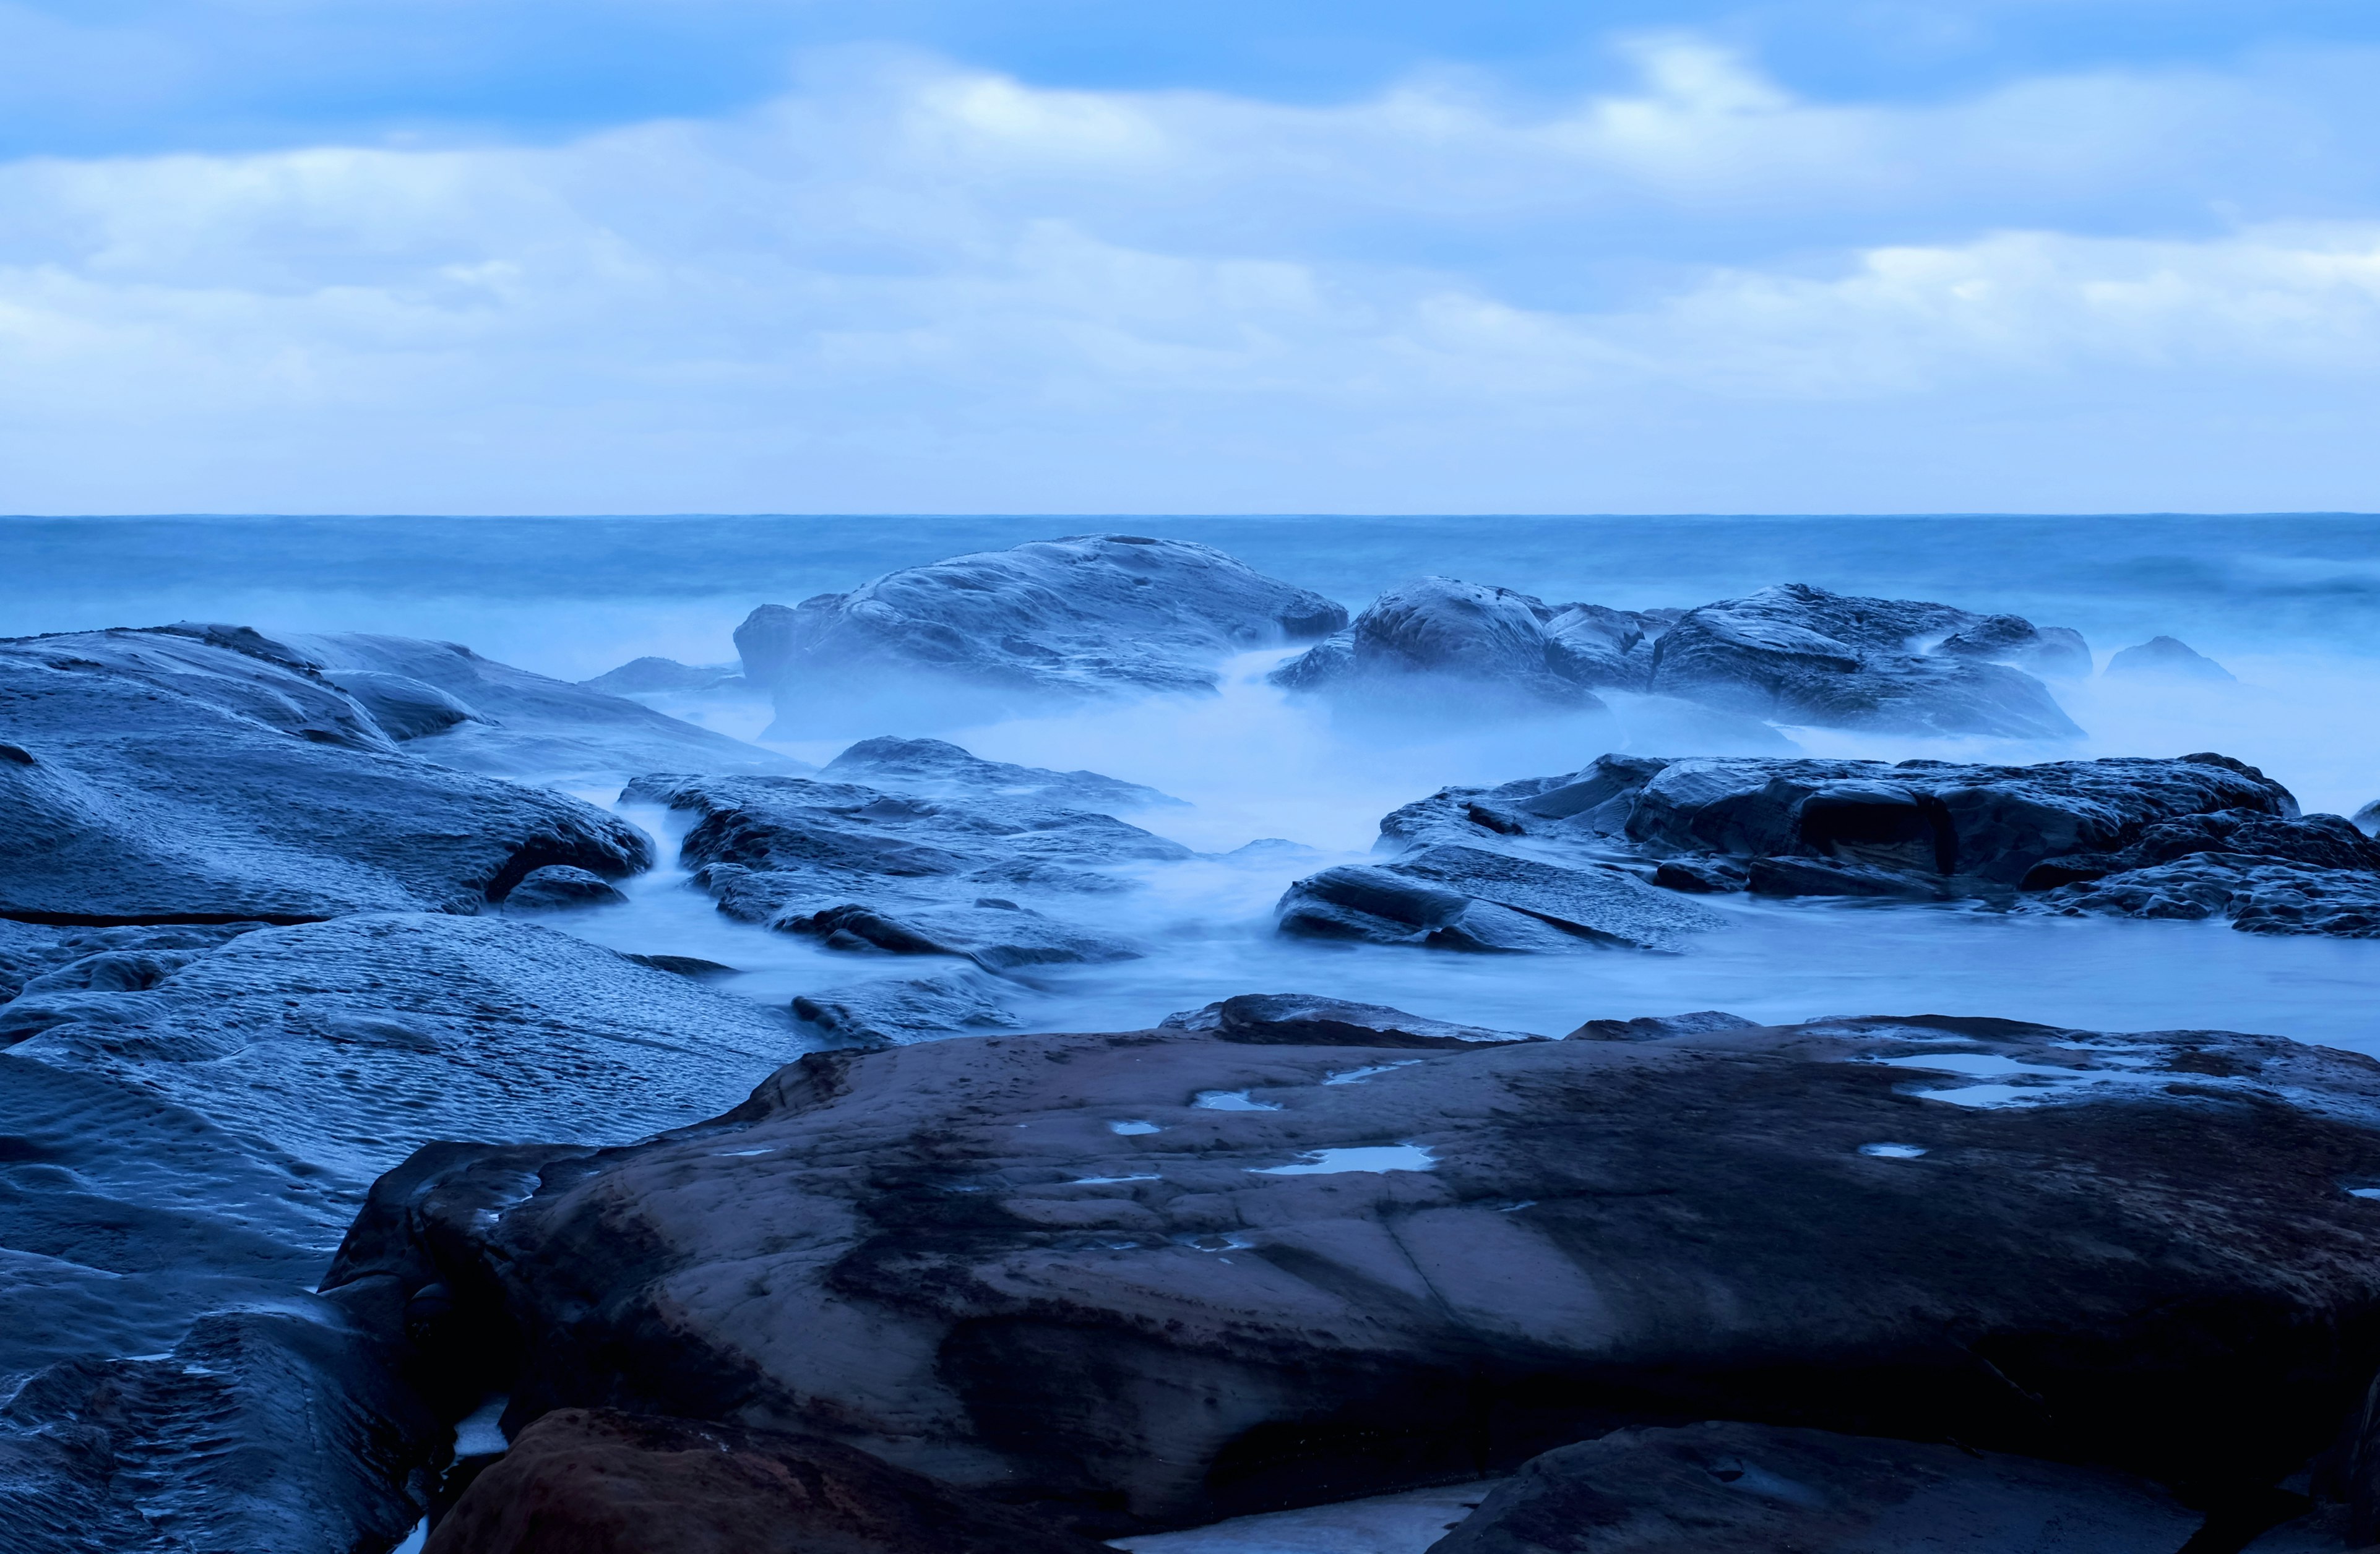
[8,513,2380,1057]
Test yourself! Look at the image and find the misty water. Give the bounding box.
[8,513,2379,1054]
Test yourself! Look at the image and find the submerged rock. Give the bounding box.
[0,627,651,923]
[423,1407,1114,1554]
[1359,749,2380,936]
[1433,1421,2204,1554]
[1274,581,2085,739]
[293,632,796,779]
[328,1010,2380,1535]
[2108,635,2235,682]
[821,736,1184,812]
[501,864,627,911]
[734,535,1348,719]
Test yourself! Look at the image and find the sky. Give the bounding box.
[6,1,2380,514]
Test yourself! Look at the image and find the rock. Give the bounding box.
[1428,1421,2204,1553]
[579,656,739,695]
[1564,1010,1756,1041]
[1161,993,1543,1048]
[2357,802,2380,840]
[501,865,627,911]
[1646,585,2083,739]
[2019,856,2380,938]
[1271,582,2086,739]
[421,1407,1115,1554]
[736,536,1348,720]
[791,969,1024,1046]
[328,1010,2380,1535]
[2108,635,2235,682]
[622,774,1188,962]
[1275,864,1611,953]
[821,737,1184,812]
[291,632,798,781]
[1267,578,1613,712]
[0,627,651,923]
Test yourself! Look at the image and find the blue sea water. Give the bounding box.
[6,512,2378,1052]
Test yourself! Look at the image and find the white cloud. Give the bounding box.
[3,42,2380,512]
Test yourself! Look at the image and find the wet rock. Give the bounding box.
[1564,1010,1756,1041]
[421,1407,1115,1554]
[2020,856,2380,937]
[1650,857,1747,893]
[821,736,1184,812]
[501,865,627,911]
[735,536,1348,719]
[293,632,797,780]
[623,774,1188,960]
[0,627,651,923]
[1428,1421,2202,1554]
[1931,614,2095,680]
[2356,801,2380,839]
[328,1011,2380,1535]
[1646,585,2082,739]
[791,969,1024,1047]
[1162,993,1542,1048]
[2108,635,2235,681]
[1275,864,1606,953]
[579,656,739,695]
[1268,578,1615,711]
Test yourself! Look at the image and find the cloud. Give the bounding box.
[3,41,2380,512]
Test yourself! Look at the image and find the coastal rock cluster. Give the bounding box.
[1303,749,2380,942]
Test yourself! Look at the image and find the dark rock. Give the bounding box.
[2108,635,2235,681]
[821,737,1184,812]
[1646,585,2082,739]
[421,1407,1115,1554]
[0,627,651,923]
[1747,856,1949,899]
[329,1013,2380,1534]
[292,632,798,780]
[1428,1421,2202,1553]
[1651,857,1747,893]
[500,865,627,911]
[621,953,738,979]
[1162,993,1542,1047]
[791,969,1023,1046]
[579,656,739,695]
[1565,1010,1756,1041]
[1275,864,1624,953]
[622,774,1187,961]
[1932,614,2095,679]
[2021,856,2380,937]
[735,536,1348,718]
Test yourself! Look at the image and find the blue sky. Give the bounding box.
[6,1,2380,512]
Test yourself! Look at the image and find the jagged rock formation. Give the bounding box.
[327,1008,2380,1540]
[0,625,652,923]
[1274,582,2085,739]
[2106,635,2235,681]
[732,536,1348,722]
[1341,749,2380,938]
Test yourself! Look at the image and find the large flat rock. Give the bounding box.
[330,1009,2380,1536]
[0,626,651,924]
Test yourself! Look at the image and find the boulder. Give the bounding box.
[1272,582,2086,739]
[735,536,1348,719]
[0,627,651,923]
[2357,801,2380,840]
[623,773,1188,959]
[821,737,1184,812]
[421,1407,1115,1554]
[327,1010,2380,1535]
[1645,585,2082,739]
[1274,845,1719,954]
[579,656,740,695]
[1161,993,1542,1048]
[291,632,798,780]
[1428,1421,2204,1553]
[791,969,1024,1047]
[2108,635,2235,682]
[500,865,627,911]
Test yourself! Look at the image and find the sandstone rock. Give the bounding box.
[791,969,1023,1047]
[0,627,651,923]
[500,865,627,911]
[2108,635,2235,681]
[328,1010,2380,1534]
[1267,578,1614,712]
[1428,1421,2203,1554]
[1161,993,1542,1048]
[735,536,1348,720]
[421,1407,1115,1554]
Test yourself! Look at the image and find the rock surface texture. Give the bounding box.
[1274,582,2087,739]
[423,1407,1116,1554]
[329,1009,2380,1540]
[733,535,1348,719]
[1353,749,2380,937]
[1429,1421,2205,1553]
[0,625,652,922]
[820,736,1184,812]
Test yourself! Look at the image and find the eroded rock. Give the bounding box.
[821,736,1184,812]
